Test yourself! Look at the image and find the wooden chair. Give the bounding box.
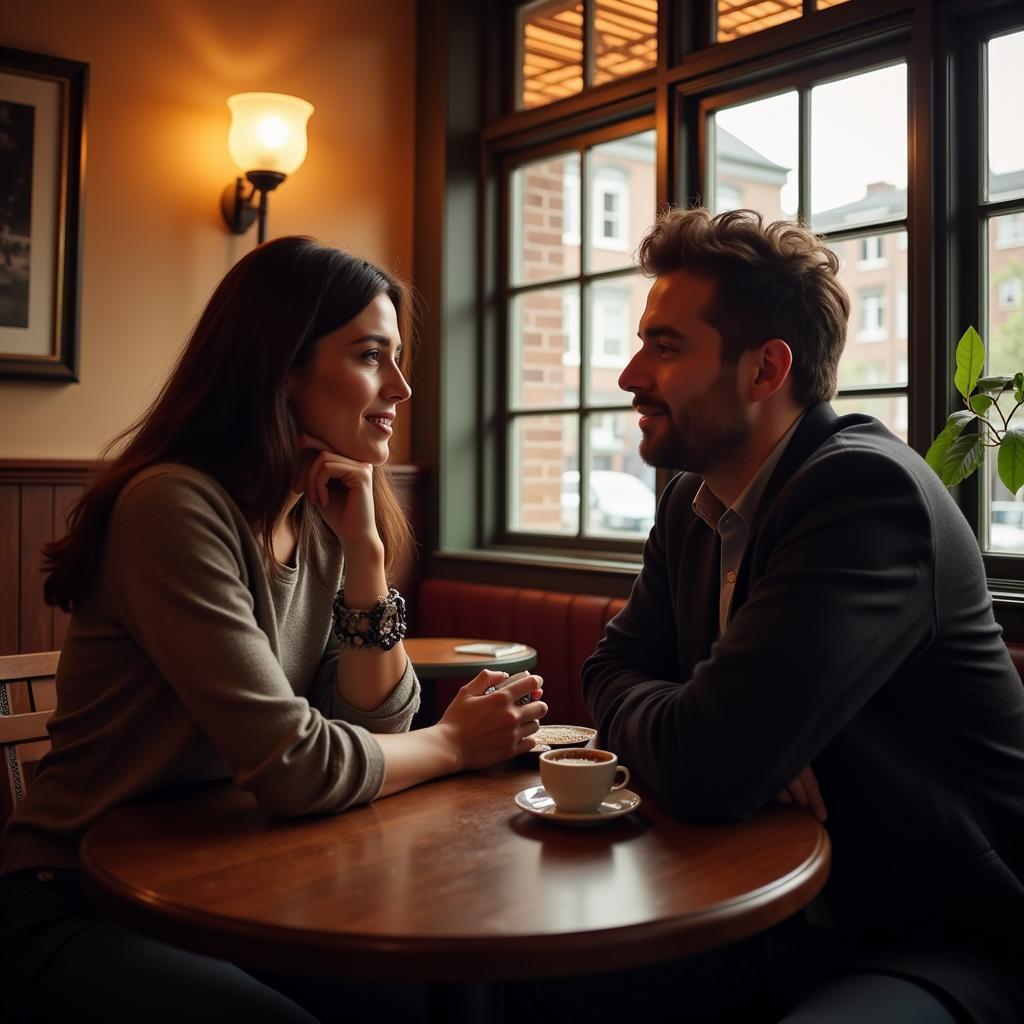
[0,650,59,825]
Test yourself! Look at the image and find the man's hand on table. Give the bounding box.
[774,765,827,822]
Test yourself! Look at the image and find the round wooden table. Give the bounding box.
[80,764,830,992]
[402,637,538,677]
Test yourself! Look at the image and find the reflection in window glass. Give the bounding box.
[832,232,907,388]
[816,0,853,8]
[988,30,1024,202]
[985,486,1024,553]
[593,0,658,86]
[831,395,908,443]
[587,130,655,272]
[510,152,581,286]
[712,92,798,220]
[510,286,580,410]
[716,0,801,43]
[811,64,907,231]
[983,213,1024,554]
[986,214,1024,379]
[587,273,648,405]
[519,1,584,110]
[584,413,655,538]
[510,415,579,533]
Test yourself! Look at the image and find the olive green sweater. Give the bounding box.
[0,464,420,874]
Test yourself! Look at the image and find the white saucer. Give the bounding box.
[514,785,641,825]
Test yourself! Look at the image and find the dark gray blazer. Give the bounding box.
[583,403,1024,1020]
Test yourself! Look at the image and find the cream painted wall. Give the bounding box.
[0,0,416,462]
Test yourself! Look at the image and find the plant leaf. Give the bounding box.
[954,326,985,399]
[926,410,976,474]
[970,394,994,415]
[974,375,1013,393]
[998,428,1024,494]
[939,434,984,488]
[1014,372,1024,404]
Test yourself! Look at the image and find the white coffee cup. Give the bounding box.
[539,748,630,813]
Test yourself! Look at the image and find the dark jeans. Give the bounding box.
[505,916,965,1024]
[0,868,425,1023]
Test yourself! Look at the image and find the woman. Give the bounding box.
[0,238,545,1022]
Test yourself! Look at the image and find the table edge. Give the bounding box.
[80,820,831,982]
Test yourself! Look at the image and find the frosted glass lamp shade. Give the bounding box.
[227,93,313,175]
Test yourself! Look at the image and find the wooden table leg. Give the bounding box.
[427,982,502,1024]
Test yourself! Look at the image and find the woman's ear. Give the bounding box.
[284,371,297,400]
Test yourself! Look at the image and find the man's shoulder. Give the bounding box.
[659,470,703,509]
[801,415,937,493]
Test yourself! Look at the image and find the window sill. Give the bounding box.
[437,545,642,574]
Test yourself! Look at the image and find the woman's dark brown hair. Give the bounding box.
[637,207,850,405]
[44,237,414,612]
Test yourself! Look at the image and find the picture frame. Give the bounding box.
[0,47,87,382]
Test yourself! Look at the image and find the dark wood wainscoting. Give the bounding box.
[0,461,97,656]
[0,460,429,656]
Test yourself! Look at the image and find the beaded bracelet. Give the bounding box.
[332,588,407,651]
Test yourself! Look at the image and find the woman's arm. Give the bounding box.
[296,436,408,710]
[296,437,549,792]
[374,670,545,796]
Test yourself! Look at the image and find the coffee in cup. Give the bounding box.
[539,748,630,813]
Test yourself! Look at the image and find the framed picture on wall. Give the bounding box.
[0,47,87,382]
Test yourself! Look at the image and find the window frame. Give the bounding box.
[694,46,913,427]
[415,0,1024,610]
[942,4,1024,593]
[495,112,657,554]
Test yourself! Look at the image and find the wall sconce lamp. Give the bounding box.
[220,92,314,244]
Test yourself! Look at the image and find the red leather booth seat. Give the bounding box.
[414,579,626,726]
[414,580,1024,727]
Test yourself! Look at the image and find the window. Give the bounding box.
[562,167,581,243]
[505,127,655,541]
[715,182,743,212]
[707,65,909,438]
[517,0,657,111]
[998,277,1022,311]
[858,236,886,268]
[715,0,855,44]
[592,286,630,364]
[425,0,1024,588]
[858,289,887,341]
[996,213,1024,248]
[518,1,584,110]
[593,170,629,248]
[562,290,581,366]
[976,27,1024,556]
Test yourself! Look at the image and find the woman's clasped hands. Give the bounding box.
[438,669,547,770]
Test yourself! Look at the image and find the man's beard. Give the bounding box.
[637,365,751,474]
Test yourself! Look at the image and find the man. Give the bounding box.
[539,209,1024,1022]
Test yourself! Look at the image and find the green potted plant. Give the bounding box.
[927,326,1024,493]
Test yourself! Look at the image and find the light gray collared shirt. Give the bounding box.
[692,415,804,634]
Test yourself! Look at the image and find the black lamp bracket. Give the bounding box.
[221,170,287,244]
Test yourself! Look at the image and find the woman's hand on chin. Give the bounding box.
[296,434,381,552]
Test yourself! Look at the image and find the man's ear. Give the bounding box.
[749,338,793,401]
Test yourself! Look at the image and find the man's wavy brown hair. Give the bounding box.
[637,207,850,404]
